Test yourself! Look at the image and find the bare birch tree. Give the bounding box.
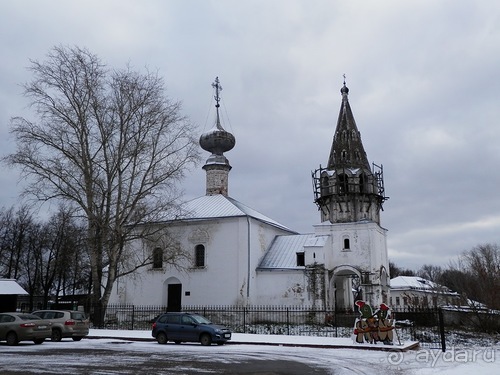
[4,46,199,324]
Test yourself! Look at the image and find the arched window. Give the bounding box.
[359,174,365,193]
[337,174,348,194]
[354,149,360,161]
[195,244,205,268]
[341,149,347,160]
[343,238,350,250]
[153,247,163,269]
[321,175,330,196]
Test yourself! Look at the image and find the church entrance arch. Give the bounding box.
[330,265,361,313]
[163,277,182,312]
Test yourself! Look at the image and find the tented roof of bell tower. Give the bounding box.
[326,81,371,171]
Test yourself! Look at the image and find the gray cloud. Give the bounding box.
[1,0,499,271]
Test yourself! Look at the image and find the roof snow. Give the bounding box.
[390,275,457,293]
[181,194,295,232]
[257,234,317,269]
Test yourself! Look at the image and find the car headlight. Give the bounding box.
[214,328,222,333]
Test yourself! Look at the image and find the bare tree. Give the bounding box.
[38,206,89,308]
[4,46,199,325]
[389,261,415,278]
[0,205,36,281]
[462,243,500,310]
[417,264,443,283]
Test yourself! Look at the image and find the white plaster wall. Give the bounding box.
[254,270,310,305]
[109,216,294,307]
[312,221,388,274]
[389,289,459,309]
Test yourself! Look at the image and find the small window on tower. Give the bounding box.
[343,238,350,250]
[195,244,205,268]
[359,174,366,193]
[296,252,305,267]
[321,175,330,196]
[337,174,348,194]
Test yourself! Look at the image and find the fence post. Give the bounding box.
[438,308,446,352]
[286,307,290,335]
[243,306,246,333]
[131,305,135,331]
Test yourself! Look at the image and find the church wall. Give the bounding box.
[109,216,295,307]
[247,220,296,304]
[253,270,310,306]
[313,221,388,274]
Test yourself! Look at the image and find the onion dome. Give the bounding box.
[199,77,235,164]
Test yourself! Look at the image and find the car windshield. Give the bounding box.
[191,314,212,324]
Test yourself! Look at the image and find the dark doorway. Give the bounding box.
[167,284,182,312]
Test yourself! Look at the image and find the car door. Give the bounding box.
[165,314,182,341]
[179,315,198,342]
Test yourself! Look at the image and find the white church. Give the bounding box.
[110,78,390,312]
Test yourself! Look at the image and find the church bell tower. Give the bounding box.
[312,79,388,224]
[310,78,390,312]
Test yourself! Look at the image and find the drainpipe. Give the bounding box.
[246,216,251,300]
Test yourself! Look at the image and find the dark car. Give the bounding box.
[152,312,231,346]
[0,312,52,345]
[32,310,89,342]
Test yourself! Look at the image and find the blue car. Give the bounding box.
[152,312,231,346]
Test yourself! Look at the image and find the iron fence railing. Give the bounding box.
[17,298,500,351]
[94,304,443,345]
[100,304,343,335]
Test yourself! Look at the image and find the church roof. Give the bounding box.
[390,276,456,294]
[182,194,295,232]
[326,81,372,171]
[257,234,316,269]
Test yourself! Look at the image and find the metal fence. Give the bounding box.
[392,307,445,350]
[98,304,445,347]
[100,304,342,335]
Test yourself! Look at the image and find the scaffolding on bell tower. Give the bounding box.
[311,162,389,221]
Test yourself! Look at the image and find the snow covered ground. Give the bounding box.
[89,329,500,374]
[0,329,498,374]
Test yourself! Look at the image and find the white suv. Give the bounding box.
[32,310,89,342]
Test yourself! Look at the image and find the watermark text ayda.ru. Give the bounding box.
[387,347,497,367]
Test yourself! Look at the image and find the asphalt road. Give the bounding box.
[0,341,333,374]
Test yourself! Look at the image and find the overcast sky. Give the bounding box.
[1,1,499,272]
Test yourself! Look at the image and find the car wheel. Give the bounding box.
[33,338,45,344]
[156,332,168,345]
[174,341,181,345]
[72,337,83,341]
[6,332,18,346]
[51,329,62,342]
[200,333,212,346]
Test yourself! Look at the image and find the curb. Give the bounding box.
[86,335,419,351]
